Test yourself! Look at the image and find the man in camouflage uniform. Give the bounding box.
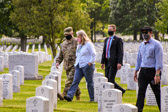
[56,27,81,100]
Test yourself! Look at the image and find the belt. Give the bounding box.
[106,58,110,61]
[141,67,155,70]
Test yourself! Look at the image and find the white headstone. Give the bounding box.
[93,77,108,102]
[127,68,136,90]
[42,79,57,109]
[49,71,61,93]
[0,74,13,99]
[120,68,128,84]
[5,45,13,52]
[93,73,104,78]
[36,86,54,112]
[0,78,3,106]
[44,44,48,54]
[52,63,56,67]
[26,45,29,52]
[94,68,97,74]
[18,47,21,52]
[9,54,38,79]
[0,56,4,72]
[4,53,9,68]
[32,44,35,53]
[112,104,138,112]
[38,44,41,52]
[161,86,168,112]
[26,96,49,112]
[146,84,157,106]
[38,52,44,63]
[161,65,168,85]
[14,65,24,85]
[98,82,114,112]
[45,74,60,93]
[10,70,20,92]
[102,89,122,112]
[11,45,18,52]
[116,69,121,78]
[50,66,57,72]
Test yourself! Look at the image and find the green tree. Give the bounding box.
[109,0,161,40]
[155,0,168,35]
[10,0,91,58]
[10,0,37,51]
[0,0,16,38]
[82,0,110,41]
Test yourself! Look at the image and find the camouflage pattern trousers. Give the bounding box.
[63,67,81,96]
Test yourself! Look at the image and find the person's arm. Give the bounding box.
[117,38,123,70]
[101,38,107,69]
[154,42,163,84]
[134,45,142,82]
[56,46,63,68]
[88,42,96,66]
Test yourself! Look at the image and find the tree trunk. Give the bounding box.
[21,36,27,52]
[133,30,137,41]
[90,22,94,42]
[154,31,159,40]
[50,41,56,59]
[140,32,143,40]
[93,21,96,42]
[42,36,46,46]
[102,25,105,37]
[163,34,165,40]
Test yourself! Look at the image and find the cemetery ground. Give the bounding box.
[0,48,160,112]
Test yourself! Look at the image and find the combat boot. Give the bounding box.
[76,95,80,100]
[57,93,64,100]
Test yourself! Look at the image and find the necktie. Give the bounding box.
[144,41,149,45]
[106,38,111,58]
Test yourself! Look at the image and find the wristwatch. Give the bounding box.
[155,74,160,77]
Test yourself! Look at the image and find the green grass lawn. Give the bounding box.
[0,48,161,112]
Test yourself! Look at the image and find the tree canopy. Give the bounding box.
[109,0,161,40]
[155,0,168,34]
[10,0,92,57]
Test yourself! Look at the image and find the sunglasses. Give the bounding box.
[142,31,148,34]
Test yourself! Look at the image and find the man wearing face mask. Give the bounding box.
[134,26,163,112]
[56,27,81,100]
[101,24,125,95]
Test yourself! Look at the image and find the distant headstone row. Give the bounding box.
[0,44,52,74]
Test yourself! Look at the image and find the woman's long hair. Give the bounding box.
[76,30,90,45]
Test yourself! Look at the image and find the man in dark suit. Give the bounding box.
[101,24,125,94]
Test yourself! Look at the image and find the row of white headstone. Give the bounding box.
[0,43,52,69]
[26,59,63,112]
[94,42,168,110]
[117,63,168,106]
[93,72,138,112]
[0,65,24,107]
[0,45,52,80]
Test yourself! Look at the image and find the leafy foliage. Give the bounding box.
[10,0,91,57]
[155,0,168,34]
[109,0,161,40]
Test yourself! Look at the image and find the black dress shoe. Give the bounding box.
[64,96,72,102]
[122,89,126,96]
[89,100,94,102]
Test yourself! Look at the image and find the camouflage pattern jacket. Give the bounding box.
[56,38,77,71]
